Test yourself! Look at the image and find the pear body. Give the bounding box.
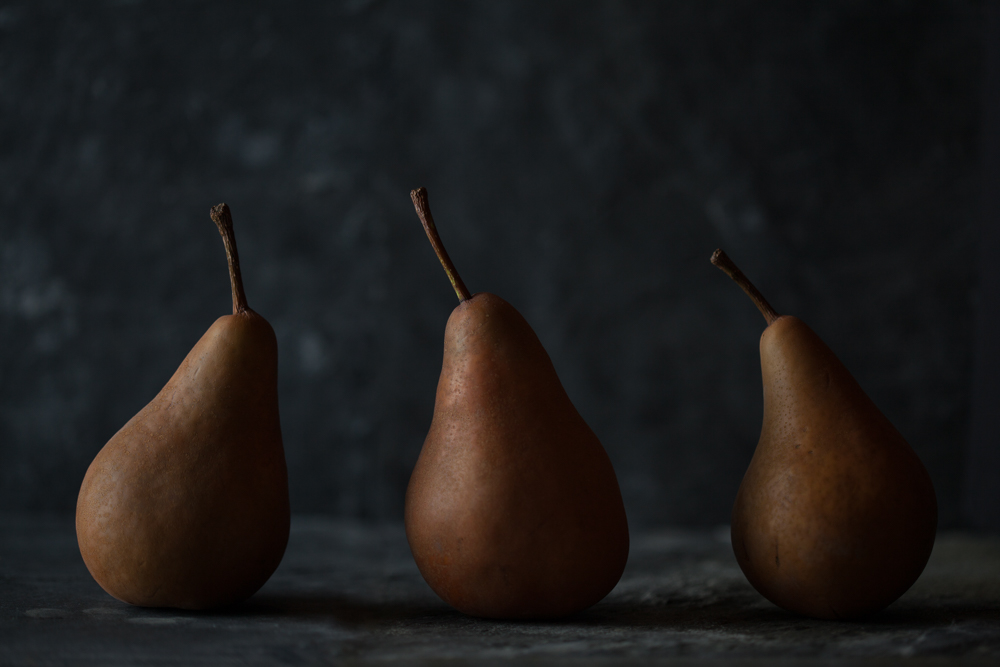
[76,310,289,609]
[405,293,629,619]
[732,316,937,619]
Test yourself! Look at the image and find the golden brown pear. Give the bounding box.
[75,204,289,610]
[712,249,937,620]
[404,188,629,619]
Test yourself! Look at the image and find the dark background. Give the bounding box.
[0,1,986,529]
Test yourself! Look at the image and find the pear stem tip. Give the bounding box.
[411,187,472,303]
[210,202,249,315]
[711,248,780,325]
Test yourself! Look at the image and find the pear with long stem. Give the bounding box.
[76,204,289,609]
[712,248,937,619]
[405,187,629,619]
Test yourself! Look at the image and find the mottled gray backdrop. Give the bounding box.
[0,1,983,527]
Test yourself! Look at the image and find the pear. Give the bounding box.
[76,204,289,610]
[712,249,937,619]
[404,188,629,619]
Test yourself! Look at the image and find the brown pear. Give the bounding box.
[404,188,629,619]
[76,204,289,610]
[712,249,937,620]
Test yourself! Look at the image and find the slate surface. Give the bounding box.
[2,514,999,665]
[0,1,983,528]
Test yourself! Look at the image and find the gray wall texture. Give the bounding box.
[0,1,983,527]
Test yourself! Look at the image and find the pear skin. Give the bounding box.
[76,204,289,609]
[713,250,937,620]
[406,292,629,618]
[404,188,629,619]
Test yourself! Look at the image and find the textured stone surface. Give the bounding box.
[0,2,983,526]
[2,515,999,665]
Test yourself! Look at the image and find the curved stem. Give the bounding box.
[711,249,779,325]
[411,187,472,302]
[210,203,249,315]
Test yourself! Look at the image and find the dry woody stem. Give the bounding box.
[210,203,249,315]
[411,187,472,302]
[711,249,780,325]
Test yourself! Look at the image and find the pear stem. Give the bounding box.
[711,249,780,325]
[210,203,249,315]
[411,187,472,303]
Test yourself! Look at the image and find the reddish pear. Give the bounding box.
[405,188,629,619]
[712,249,937,619]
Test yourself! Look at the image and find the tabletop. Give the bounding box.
[2,514,999,666]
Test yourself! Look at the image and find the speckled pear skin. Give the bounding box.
[76,309,289,611]
[76,203,289,610]
[405,292,629,619]
[732,315,937,620]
